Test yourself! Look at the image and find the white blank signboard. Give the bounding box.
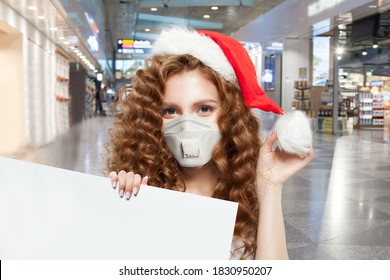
[0,157,238,259]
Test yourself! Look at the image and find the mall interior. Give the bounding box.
[0,0,390,260]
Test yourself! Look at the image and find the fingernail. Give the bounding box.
[119,189,124,197]
[112,181,117,188]
[143,176,149,184]
[133,187,138,195]
[125,191,131,199]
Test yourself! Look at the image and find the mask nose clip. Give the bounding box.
[181,139,200,158]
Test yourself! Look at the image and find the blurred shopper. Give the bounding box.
[95,86,105,116]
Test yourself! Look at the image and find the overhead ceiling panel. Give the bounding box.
[138,0,255,8]
[104,0,285,51]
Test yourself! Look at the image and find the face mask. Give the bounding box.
[163,115,221,168]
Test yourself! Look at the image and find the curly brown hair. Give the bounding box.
[105,54,261,259]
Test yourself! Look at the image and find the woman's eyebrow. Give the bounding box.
[193,99,219,106]
[162,99,218,107]
[161,102,178,107]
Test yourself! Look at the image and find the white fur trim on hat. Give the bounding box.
[152,27,238,86]
[274,110,313,158]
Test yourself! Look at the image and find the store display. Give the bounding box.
[317,116,347,132]
[317,80,348,132]
[339,88,358,117]
[383,92,390,141]
[55,49,71,135]
[357,86,384,127]
[291,80,316,118]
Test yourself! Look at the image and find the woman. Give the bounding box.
[105,28,313,260]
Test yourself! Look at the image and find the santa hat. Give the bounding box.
[153,27,312,157]
[152,27,283,114]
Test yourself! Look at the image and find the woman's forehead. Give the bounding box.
[163,71,220,104]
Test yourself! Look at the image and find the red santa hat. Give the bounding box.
[152,27,312,157]
[152,27,284,115]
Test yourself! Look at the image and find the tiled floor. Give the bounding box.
[5,115,390,260]
[284,130,390,259]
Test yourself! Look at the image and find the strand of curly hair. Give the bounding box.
[105,54,261,259]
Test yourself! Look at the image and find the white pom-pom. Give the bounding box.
[274,110,313,158]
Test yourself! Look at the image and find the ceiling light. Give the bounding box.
[336,47,344,55]
[211,6,218,10]
[266,46,283,50]
[28,6,37,10]
[337,55,342,60]
[151,7,158,11]
[38,16,45,20]
[59,37,64,40]
[63,41,70,45]
[203,15,210,19]
[362,50,367,56]
[145,28,150,32]
[50,27,58,31]
[369,5,377,8]
[373,43,378,48]
[271,42,283,48]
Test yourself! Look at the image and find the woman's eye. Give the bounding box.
[161,108,178,117]
[166,108,176,115]
[197,106,213,115]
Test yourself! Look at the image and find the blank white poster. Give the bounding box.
[0,157,238,260]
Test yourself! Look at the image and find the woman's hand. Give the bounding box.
[256,131,314,188]
[109,171,148,200]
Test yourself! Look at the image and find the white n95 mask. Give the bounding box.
[163,115,221,168]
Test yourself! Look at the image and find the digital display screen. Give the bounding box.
[117,39,152,54]
[263,56,275,91]
[350,14,379,44]
[312,36,330,86]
